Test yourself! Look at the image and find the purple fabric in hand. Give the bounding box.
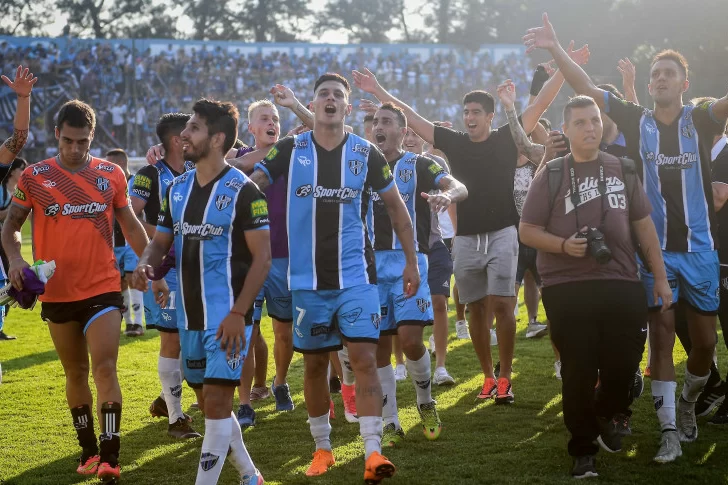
[151,246,175,281]
[8,267,47,309]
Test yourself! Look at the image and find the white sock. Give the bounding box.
[129,289,144,324]
[227,411,256,477]
[377,365,399,428]
[652,380,677,432]
[195,418,232,485]
[308,413,332,451]
[682,368,710,403]
[406,349,433,406]
[122,290,131,324]
[158,356,184,424]
[338,347,355,386]
[359,416,382,458]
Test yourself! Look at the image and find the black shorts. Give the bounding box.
[41,292,124,334]
[427,239,453,297]
[516,241,541,286]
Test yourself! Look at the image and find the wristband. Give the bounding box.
[561,239,567,254]
[230,309,246,318]
[530,66,549,97]
[17,94,30,99]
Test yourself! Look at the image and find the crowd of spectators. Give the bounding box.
[0,38,531,161]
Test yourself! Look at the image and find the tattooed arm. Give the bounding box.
[497,80,545,163]
[1,204,31,290]
[270,84,315,130]
[0,66,37,166]
[249,169,272,191]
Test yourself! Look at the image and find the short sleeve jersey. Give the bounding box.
[603,93,724,252]
[13,157,130,302]
[434,124,519,235]
[368,152,446,253]
[157,166,269,331]
[256,132,394,291]
[130,159,192,225]
[520,152,652,287]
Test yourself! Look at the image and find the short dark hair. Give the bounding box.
[191,98,239,154]
[0,157,27,186]
[651,49,689,79]
[563,96,599,125]
[57,100,96,131]
[105,148,128,162]
[156,113,190,152]
[597,84,624,100]
[377,102,407,128]
[462,90,495,114]
[538,118,552,131]
[363,114,374,124]
[314,73,351,95]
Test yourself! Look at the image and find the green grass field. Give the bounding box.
[1,237,727,484]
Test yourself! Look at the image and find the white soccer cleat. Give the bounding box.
[433,367,455,386]
[394,363,407,382]
[525,322,549,339]
[677,397,698,442]
[654,430,682,463]
[455,320,470,340]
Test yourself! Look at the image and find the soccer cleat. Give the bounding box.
[709,399,728,425]
[433,367,455,386]
[329,376,342,394]
[305,449,335,477]
[149,396,168,418]
[455,320,470,340]
[76,454,99,475]
[341,383,359,423]
[271,382,295,411]
[676,396,698,442]
[477,377,497,400]
[97,462,120,483]
[695,381,726,417]
[428,334,436,356]
[525,322,548,339]
[168,417,202,439]
[490,328,498,346]
[382,422,405,447]
[495,377,514,405]
[654,430,682,463]
[394,364,407,382]
[0,330,17,340]
[418,401,443,440]
[237,404,256,429]
[554,361,562,380]
[364,451,396,484]
[494,361,500,378]
[596,416,623,453]
[124,324,144,337]
[240,468,264,485]
[631,368,644,400]
[571,455,598,479]
[250,386,271,401]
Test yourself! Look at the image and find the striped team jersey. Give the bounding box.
[604,93,724,252]
[157,166,269,331]
[256,132,395,291]
[131,159,194,225]
[367,152,446,253]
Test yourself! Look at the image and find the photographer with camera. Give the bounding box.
[519,95,672,479]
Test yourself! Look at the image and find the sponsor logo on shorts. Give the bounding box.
[393,294,407,308]
[186,358,206,369]
[311,324,332,336]
[668,279,678,289]
[417,298,431,313]
[199,452,220,472]
[32,164,50,176]
[273,296,292,308]
[161,312,172,322]
[692,281,712,297]
[340,307,362,324]
[227,353,242,370]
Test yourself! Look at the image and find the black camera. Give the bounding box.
[577,227,612,264]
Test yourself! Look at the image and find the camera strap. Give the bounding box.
[567,154,607,231]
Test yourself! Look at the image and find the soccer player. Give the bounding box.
[250,73,419,482]
[368,103,468,447]
[1,99,150,482]
[106,149,145,337]
[524,13,728,462]
[134,99,270,485]
[130,113,200,439]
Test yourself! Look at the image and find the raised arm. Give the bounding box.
[228,147,270,173]
[270,84,315,130]
[497,80,545,163]
[0,66,38,165]
[618,58,639,105]
[524,14,606,110]
[353,68,435,146]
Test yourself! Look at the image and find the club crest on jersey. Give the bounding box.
[399,168,413,183]
[349,159,363,176]
[215,194,232,211]
[200,453,220,472]
[96,177,110,192]
[227,353,242,370]
[351,143,370,156]
[32,164,50,176]
[681,124,695,139]
[417,298,431,313]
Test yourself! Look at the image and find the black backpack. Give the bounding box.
[544,155,649,270]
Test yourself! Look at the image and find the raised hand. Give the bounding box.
[352,68,381,94]
[496,79,517,109]
[270,84,297,108]
[359,98,379,114]
[146,143,165,164]
[1,66,38,98]
[567,41,590,66]
[542,60,557,77]
[523,13,560,54]
[617,58,636,87]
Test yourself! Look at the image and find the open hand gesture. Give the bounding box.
[2,66,38,97]
[496,79,517,109]
[352,68,381,94]
[523,13,560,54]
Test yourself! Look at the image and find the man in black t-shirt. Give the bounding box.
[353,66,563,405]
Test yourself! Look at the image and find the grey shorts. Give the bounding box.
[452,226,519,303]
